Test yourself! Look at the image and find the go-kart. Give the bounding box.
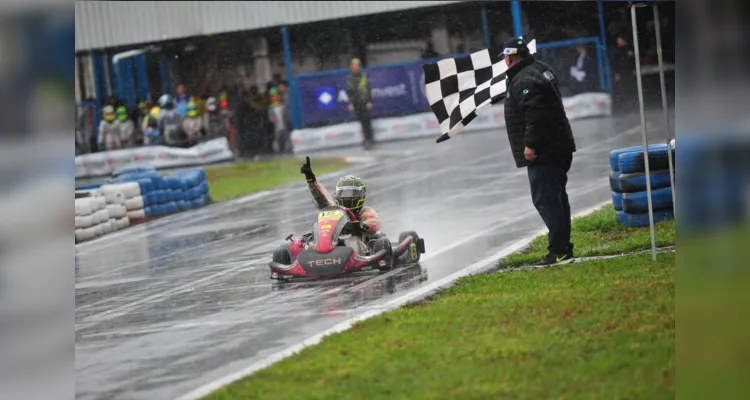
[269,205,425,281]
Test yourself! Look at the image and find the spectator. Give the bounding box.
[158,94,185,147]
[97,105,121,151]
[142,105,161,146]
[182,101,204,145]
[116,105,136,148]
[609,32,637,115]
[234,90,263,160]
[568,44,600,94]
[422,41,439,59]
[175,83,192,116]
[267,86,291,153]
[346,58,374,149]
[278,80,293,133]
[501,37,577,266]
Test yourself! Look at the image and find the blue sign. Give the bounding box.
[297,63,431,126]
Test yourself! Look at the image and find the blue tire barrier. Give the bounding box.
[616,209,674,228]
[609,144,668,171]
[156,190,166,204]
[192,195,206,209]
[199,180,209,194]
[177,200,188,210]
[612,191,623,211]
[144,206,155,218]
[76,182,103,191]
[136,178,155,194]
[168,169,204,188]
[142,192,156,206]
[618,144,674,174]
[618,169,673,193]
[622,187,673,214]
[609,170,621,192]
[164,201,178,215]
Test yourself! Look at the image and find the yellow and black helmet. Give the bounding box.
[334,175,366,212]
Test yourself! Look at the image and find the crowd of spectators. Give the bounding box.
[76,78,293,161]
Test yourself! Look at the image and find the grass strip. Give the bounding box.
[499,204,675,268]
[205,157,351,202]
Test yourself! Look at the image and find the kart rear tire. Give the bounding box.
[398,231,421,264]
[370,238,393,272]
[272,244,292,265]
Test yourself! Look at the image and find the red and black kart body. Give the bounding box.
[269,206,425,281]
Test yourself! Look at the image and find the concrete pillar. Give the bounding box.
[253,36,273,89]
[430,14,451,55]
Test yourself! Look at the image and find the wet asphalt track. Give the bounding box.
[75,112,668,399]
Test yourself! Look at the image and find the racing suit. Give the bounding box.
[306,180,381,255]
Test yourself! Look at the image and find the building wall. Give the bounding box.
[75,0,465,51]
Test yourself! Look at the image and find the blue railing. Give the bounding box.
[290,36,610,129]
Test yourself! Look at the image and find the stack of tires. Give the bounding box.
[167,169,210,209]
[98,183,137,226]
[75,192,110,243]
[609,142,676,227]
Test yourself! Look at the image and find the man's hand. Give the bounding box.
[300,156,316,182]
[524,146,537,161]
[348,104,354,112]
[366,102,373,110]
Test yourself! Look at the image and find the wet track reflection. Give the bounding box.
[75,113,665,399]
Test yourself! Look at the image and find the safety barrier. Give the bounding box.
[290,92,611,153]
[608,140,676,228]
[75,137,234,179]
[74,167,211,243]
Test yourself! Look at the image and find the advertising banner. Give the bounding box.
[297,63,431,126]
[290,92,611,153]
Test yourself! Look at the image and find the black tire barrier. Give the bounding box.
[618,169,673,193]
[621,187,673,214]
[616,209,674,228]
[612,191,623,211]
[609,170,621,192]
[618,145,674,174]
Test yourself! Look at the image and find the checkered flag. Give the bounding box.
[423,39,537,143]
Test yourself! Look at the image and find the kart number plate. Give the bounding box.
[410,243,418,260]
[318,210,343,222]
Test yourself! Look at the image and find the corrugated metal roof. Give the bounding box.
[76,1,466,51]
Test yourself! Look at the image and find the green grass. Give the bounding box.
[204,252,675,400]
[499,204,675,268]
[205,157,351,202]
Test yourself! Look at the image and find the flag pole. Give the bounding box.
[631,3,657,261]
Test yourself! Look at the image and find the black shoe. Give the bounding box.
[535,252,575,266]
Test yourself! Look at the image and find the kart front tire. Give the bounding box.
[398,230,421,264]
[370,238,393,272]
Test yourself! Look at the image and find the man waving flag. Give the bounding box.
[423,38,537,142]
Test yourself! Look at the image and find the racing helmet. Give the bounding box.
[158,94,173,108]
[334,175,366,213]
[186,101,199,118]
[102,105,115,121]
[206,97,217,112]
[116,105,128,122]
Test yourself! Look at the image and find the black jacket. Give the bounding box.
[504,56,576,168]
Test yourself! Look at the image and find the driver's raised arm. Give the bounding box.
[301,156,335,209]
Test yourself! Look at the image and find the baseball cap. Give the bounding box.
[501,37,529,56]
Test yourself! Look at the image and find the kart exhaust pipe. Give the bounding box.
[353,249,387,264]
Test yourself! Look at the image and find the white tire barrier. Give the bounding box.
[126,209,146,219]
[124,196,144,211]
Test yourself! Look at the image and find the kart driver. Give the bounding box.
[300,157,381,254]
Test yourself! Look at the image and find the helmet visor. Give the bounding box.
[335,186,364,209]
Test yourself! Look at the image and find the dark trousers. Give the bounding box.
[527,155,574,255]
[354,107,374,145]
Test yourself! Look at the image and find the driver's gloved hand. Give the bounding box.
[300,156,316,182]
[359,222,371,233]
